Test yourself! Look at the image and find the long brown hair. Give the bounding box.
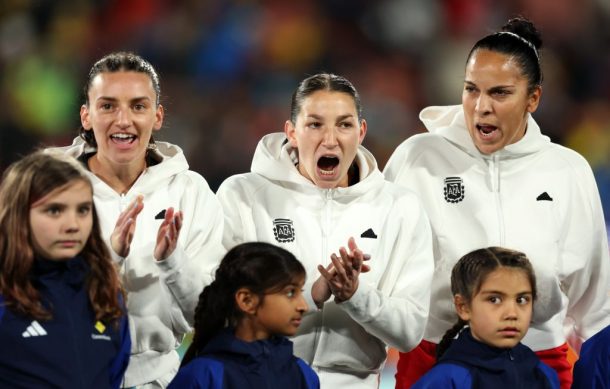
[0,150,124,323]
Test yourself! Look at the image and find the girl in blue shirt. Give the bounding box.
[169,242,319,389]
[413,247,559,389]
[0,151,130,388]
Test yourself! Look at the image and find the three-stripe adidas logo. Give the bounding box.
[22,320,47,338]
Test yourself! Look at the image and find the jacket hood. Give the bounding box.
[250,132,383,196]
[420,105,551,159]
[49,137,190,197]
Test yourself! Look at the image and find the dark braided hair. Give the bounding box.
[436,247,537,358]
[181,242,306,366]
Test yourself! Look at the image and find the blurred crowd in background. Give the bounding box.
[1,0,610,223]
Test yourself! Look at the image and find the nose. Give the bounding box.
[63,211,80,233]
[115,106,132,128]
[322,127,338,148]
[296,293,308,313]
[475,94,492,115]
[503,301,518,320]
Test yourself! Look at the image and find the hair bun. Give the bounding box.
[502,16,542,50]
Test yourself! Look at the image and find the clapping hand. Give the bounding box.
[312,237,371,307]
[110,195,144,257]
[154,207,183,261]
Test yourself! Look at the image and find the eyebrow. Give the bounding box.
[96,96,152,103]
[306,113,354,120]
[479,290,532,295]
[464,80,516,90]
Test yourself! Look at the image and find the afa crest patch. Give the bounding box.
[273,218,295,243]
[444,177,465,203]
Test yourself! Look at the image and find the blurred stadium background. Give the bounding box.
[1,1,609,387]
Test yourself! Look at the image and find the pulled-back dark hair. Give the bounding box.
[79,51,161,147]
[290,73,363,124]
[181,242,306,366]
[436,247,537,358]
[467,17,543,93]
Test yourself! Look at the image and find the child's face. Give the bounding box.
[253,278,308,338]
[29,180,93,261]
[456,267,533,349]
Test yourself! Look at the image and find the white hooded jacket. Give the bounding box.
[217,132,434,375]
[54,137,225,386]
[384,105,610,352]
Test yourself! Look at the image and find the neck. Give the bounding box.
[88,154,146,194]
[234,317,270,342]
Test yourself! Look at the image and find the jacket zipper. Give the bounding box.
[489,155,505,245]
[312,189,334,364]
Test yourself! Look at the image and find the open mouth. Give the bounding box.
[476,124,498,138]
[317,156,339,176]
[110,133,137,143]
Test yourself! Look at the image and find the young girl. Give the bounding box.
[0,151,130,388]
[413,247,559,389]
[168,242,319,389]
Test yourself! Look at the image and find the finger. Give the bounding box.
[351,248,364,270]
[347,236,359,254]
[339,247,357,273]
[164,207,175,224]
[331,253,348,283]
[318,264,334,281]
[361,264,371,273]
[174,211,183,233]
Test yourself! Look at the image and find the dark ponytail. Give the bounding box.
[466,16,543,93]
[181,242,306,366]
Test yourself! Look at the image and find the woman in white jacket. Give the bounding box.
[384,17,610,389]
[53,52,225,388]
[217,73,434,388]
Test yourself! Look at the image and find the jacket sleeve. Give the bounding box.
[337,191,434,352]
[560,157,610,351]
[572,325,610,389]
[296,358,320,389]
[155,174,225,332]
[167,358,224,389]
[109,310,131,389]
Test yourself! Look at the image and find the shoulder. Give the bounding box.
[169,357,224,389]
[296,358,320,389]
[545,142,594,172]
[217,172,268,197]
[390,132,448,161]
[412,362,472,389]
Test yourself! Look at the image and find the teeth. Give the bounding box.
[111,133,134,139]
[320,169,335,175]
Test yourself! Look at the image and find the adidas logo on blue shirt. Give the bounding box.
[22,320,47,338]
